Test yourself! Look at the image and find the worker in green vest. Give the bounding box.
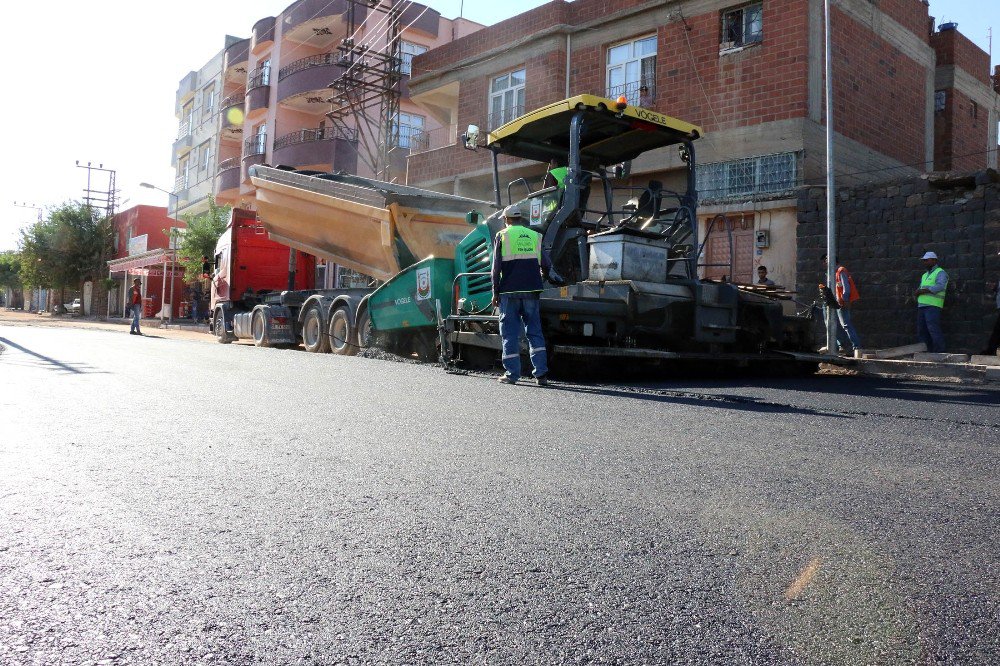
[543,158,567,190]
[915,251,948,353]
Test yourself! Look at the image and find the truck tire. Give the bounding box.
[328,306,357,356]
[214,311,232,344]
[355,306,373,349]
[252,310,271,347]
[302,305,329,353]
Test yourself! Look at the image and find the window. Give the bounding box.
[489,69,525,129]
[696,152,798,199]
[253,123,267,154]
[721,3,763,49]
[606,35,656,100]
[394,112,424,149]
[177,156,190,190]
[251,59,271,87]
[400,41,428,76]
[201,83,216,119]
[971,101,979,119]
[198,142,212,172]
[934,90,947,113]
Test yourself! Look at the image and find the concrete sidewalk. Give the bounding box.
[0,309,213,343]
[837,345,1000,385]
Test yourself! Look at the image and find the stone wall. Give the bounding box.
[796,171,1000,352]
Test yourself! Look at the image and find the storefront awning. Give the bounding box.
[107,248,178,274]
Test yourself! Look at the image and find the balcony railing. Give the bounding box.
[244,135,267,156]
[217,157,240,172]
[279,52,344,80]
[273,126,357,151]
[248,64,271,89]
[487,104,524,131]
[174,175,188,192]
[220,92,245,110]
[176,120,191,140]
[407,125,457,154]
[605,81,656,106]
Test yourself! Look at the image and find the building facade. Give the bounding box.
[405,0,998,290]
[172,37,243,219]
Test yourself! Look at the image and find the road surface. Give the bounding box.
[1,323,998,664]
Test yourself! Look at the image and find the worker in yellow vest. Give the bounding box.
[915,251,948,353]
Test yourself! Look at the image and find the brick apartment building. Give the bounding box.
[405,0,999,290]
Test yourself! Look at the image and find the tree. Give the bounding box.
[18,203,114,305]
[0,251,22,290]
[171,198,231,282]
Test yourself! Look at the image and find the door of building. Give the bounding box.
[702,214,755,283]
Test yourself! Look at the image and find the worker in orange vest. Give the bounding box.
[820,253,862,354]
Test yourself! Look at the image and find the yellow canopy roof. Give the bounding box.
[487,95,702,167]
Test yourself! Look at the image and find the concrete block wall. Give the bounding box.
[796,172,1000,352]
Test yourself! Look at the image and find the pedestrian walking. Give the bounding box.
[189,281,203,322]
[980,275,1000,356]
[756,265,776,286]
[915,251,948,353]
[128,278,143,336]
[819,254,862,354]
[491,205,558,386]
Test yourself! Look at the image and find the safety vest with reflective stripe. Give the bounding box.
[918,266,946,308]
[497,226,544,294]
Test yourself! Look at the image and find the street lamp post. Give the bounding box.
[140,182,180,326]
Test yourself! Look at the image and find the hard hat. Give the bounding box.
[503,205,523,219]
[921,251,938,260]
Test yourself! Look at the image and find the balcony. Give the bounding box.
[277,53,347,110]
[220,92,245,137]
[487,104,525,131]
[243,134,268,174]
[223,38,250,82]
[216,157,242,196]
[408,125,457,155]
[251,16,275,54]
[175,71,198,108]
[605,81,657,108]
[282,0,355,47]
[172,121,193,160]
[246,64,271,119]
[272,126,358,170]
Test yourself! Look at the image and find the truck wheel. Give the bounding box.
[329,306,356,356]
[355,306,373,349]
[302,305,329,353]
[252,310,271,347]
[214,311,232,344]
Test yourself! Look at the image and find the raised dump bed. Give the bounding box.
[249,165,489,281]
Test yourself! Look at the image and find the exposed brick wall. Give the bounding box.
[934,88,989,171]
[877,0,931,41]
[796,172,1000,352]
[830,6,928,167]
[931,28,991,84]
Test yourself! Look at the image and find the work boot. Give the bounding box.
[535,374,549,386]
[498,374,517,384]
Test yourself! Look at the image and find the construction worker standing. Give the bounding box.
[491,205,555,386]
[915,251,948,353]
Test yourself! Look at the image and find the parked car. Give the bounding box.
[68,298,82,315]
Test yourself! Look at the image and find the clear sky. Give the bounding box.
[1,0,997,251]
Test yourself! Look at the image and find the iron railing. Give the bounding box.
[176,121,191,140]
[244,134,267,156]
[605,81,656,106]
[217,157,240,172]
[278,52,342,80]
[273,126,357,151]
[174,175,188,192]
[248,64,271,89]
[408,125,457,153]
[219,92,245,110]
[487,104,525,130]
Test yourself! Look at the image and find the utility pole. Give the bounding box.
[326,0,408,182]
[13,201,43,222]
[824,0,838,354]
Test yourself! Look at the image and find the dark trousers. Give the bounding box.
[917,306,945,353]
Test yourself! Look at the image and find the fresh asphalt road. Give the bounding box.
[1,324,998,665]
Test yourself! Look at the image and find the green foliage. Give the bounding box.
[17,203,113,289]
[172,198,231,282]
[0,251,22,289]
